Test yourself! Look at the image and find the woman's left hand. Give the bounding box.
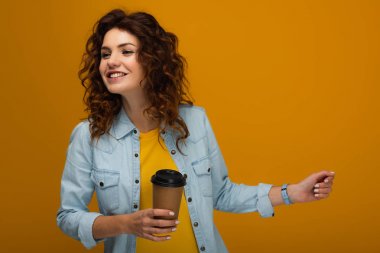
[288,171,336,203]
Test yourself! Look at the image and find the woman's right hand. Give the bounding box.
[119,208,179,242]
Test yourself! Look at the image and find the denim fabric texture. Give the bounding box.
[57,105,274,253]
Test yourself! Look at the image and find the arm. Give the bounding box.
[57,122,102,249]
[57,122,179,247]
[92,209,179,241]
[203,110,274,217]
[203,110,335,214]
[269,171,335,206]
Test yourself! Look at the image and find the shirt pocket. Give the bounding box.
[192,157,213,197]
[91,169,120,212]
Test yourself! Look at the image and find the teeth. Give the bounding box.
[109,72,126,78]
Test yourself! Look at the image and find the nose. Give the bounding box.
[107,53,121,68]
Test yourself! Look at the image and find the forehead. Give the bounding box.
[101,28,139,48]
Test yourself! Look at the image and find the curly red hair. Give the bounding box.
[78,9,193,152]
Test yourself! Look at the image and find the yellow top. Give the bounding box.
[136,128,198,253]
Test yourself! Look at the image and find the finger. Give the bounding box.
[314,193,329,199]
[151,218,179,228]
[142,232,171,242]
[313,171,335,181]
[151,209,176,218]
[144,226,177,235]
[313,187,331,194]
[314,181,333,188]
[323,176,335,184]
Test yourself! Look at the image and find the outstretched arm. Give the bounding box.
[269,171,336,206]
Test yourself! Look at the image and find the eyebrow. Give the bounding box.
[101,42,136,50]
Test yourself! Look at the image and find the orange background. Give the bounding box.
[1,0,379,252]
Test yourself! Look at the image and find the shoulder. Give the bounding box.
[65,120,94,166]
[179,104,207,121]
[178,104,209,142]
[68,120,91,145]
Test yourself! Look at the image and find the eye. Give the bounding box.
[122,50,133,55]
[101,52,110,59]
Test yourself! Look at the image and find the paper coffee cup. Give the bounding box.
[151,169,186,220]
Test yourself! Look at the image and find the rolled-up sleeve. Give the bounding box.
[78,212,103,248]
[57,122,103,249]
[257,183,275,217]
[202,109,275,217]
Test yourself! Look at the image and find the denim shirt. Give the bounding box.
[57,105,274,253]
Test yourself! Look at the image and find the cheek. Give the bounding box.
[99,61,106,73]
[129,55,145,74]
[130,62,145,77]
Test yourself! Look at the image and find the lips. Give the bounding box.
[104,70,128,83]
[106,71,127,78]
[105,72,128,84]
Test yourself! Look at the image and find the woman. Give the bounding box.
[57,8,335,253]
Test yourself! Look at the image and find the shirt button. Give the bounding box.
[187,197,192,202]
[99,182,104,187]
[161,130,166,135]
[133,204,138,209]
[135,153,139,157]
[208,168,211,173]
[200,246,206,251]
[133,129,137,134]
[272,213,275,217]
[193,222,198,227]
[171,150,176,155]
[135,179,139,184]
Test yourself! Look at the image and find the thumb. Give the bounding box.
[309,170,335,183]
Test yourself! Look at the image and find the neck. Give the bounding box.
[122,97,158,133]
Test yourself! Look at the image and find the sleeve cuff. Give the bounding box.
[257,183,275,218]
[78,212,103,249]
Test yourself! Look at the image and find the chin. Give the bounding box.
[105,83,141,95]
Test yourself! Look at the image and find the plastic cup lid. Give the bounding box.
[151,169,186,187]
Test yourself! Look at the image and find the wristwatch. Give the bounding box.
[281,184,293,205]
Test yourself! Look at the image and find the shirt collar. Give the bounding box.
[111,108,168,140]
[111,108,136,140]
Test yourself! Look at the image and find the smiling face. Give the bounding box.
[99,28,146,97]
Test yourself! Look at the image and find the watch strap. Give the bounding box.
[281,184,293,205]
